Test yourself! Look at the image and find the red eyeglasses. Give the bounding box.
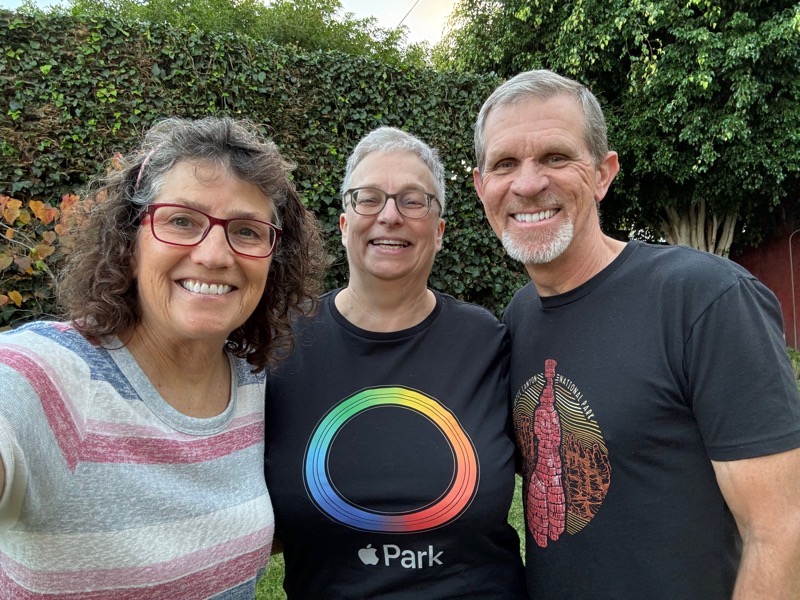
[142,204,281,258]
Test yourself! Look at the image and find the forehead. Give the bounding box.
[157,161,272,215]
[160,160,232,186]
[350,150,436,190]
[483,96,587,156]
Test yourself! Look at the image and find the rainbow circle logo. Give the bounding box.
[304,386,479,533]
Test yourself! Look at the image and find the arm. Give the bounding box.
[0,416,21,519]
[712,447,800,600]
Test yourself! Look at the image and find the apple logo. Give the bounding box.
[358,544,380,566]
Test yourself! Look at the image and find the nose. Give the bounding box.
[190,223,236,267]
[377,196,404,225]
[510,160,549,198]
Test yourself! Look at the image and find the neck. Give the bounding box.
[125,327,232,418]
[335,284,436,332]
[527,235,627,297]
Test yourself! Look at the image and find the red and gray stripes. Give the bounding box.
[0,322,273,598]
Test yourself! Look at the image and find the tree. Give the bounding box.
[61,0,429,67]
[435,0,800,255]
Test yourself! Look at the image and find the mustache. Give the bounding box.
[508,193,560,212]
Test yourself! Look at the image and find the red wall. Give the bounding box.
[732,229,800,350]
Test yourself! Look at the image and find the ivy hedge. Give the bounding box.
[0,11,528,328]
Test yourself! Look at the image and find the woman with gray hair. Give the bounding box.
[264,126,526,598]
[0,116,325,597]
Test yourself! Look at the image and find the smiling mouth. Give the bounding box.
[513,209,559,223]
[371,239,410,248]
[180,280,233,295]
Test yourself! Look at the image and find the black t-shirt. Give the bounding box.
[505,241,800,599]
[265,290,527,599]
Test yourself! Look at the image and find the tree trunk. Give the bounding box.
[659,200,737,256]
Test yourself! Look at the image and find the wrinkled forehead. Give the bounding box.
[482,96,588,156]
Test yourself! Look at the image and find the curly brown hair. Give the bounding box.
[58,116,327,371]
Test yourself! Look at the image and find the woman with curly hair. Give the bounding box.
[0,116,325,598]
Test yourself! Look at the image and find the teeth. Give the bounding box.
[372,240,409,247]
[514,209,558,223]
[181,280,232,295]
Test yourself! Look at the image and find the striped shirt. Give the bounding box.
[0,322,273,598]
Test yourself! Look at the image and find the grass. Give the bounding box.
[256,553,287,600]
[256,476,526,599]
[789,347,800,390]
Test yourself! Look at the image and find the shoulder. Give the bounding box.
[0,321,81,354]
[434,290,503,327]
[230,354,266,387]
[432,291,509,347]
[287,290,335,334]
[502,282,538,324]
[303,289,336,323]
[0,322,88,410]
[506,281,537,305]
[624,241,772,306]
[631,241,755,286]
[627,242,784,334]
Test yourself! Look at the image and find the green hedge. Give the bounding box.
[0,11,527,328]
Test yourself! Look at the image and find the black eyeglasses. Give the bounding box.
[345,187,440,219]
[142,204,281,258]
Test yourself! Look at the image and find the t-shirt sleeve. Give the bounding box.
[685,275,800,461]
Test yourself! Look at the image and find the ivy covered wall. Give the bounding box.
[0,11,527,327]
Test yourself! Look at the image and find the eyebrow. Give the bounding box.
[160,198,271,221]
[355,184,430,192]
[486,140,578,165]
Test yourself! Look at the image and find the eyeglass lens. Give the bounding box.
[150,205,278,257]
[349,188,434,218]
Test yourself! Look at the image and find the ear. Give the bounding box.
[435,218,445,252]
[473,167,485,204]
[339,211,348,248]
[594,151,620,202]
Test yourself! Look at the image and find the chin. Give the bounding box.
[180,319,238,341]
[503,226,573,265]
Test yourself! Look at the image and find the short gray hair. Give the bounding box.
[340,126,447,214]
[474,69,609,173]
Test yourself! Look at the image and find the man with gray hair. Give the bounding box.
[473,69,800,599]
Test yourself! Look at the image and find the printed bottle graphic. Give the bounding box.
[514,359,611,546]
[529,359,565,547]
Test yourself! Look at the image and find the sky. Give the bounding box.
[0,0,457,46]
[340,0,455,46]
